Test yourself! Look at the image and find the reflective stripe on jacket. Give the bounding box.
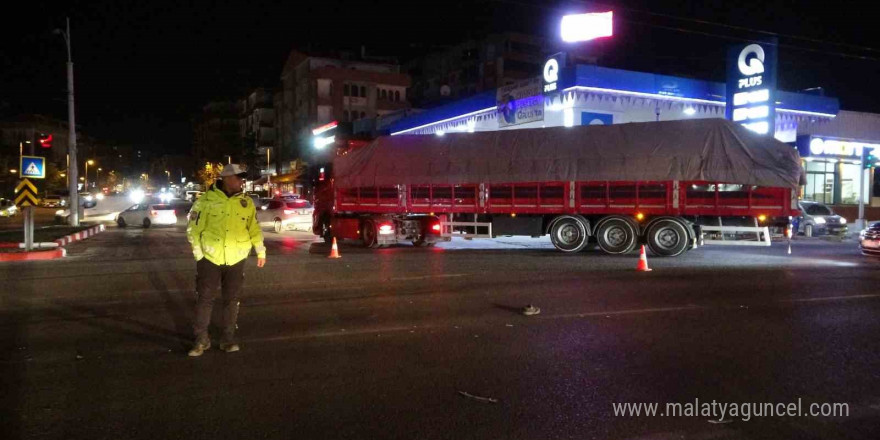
[186,186,265,265]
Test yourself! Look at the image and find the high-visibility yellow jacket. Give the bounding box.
[186,186,265,265]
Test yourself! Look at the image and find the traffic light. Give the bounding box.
[864,147,877,170]
[37,133,52,149]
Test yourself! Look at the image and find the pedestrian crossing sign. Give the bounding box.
[20,156,46,179]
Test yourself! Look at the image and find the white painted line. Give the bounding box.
[389,273,470,282]
[782,294,880,303]
[544,305,704,319]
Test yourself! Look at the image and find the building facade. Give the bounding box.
[238,88,276,179]
[387,62,880,215]
[193,101,240,167]
[276,50,411,177]
[405,32,576,108]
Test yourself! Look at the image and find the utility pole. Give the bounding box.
[56,18,79,226]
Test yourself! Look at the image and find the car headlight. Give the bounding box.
[815,217,826,224]
[55,210,65,216]
[96,193,105,200]
[84,195,94,202]
[840,217,847,224]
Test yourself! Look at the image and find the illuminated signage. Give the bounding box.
[312,121,338,136]
[497,77,544,128]
[314,135,336,149]
[543,53,565,94]
[797,136,880,159]
[560,12,613,43]
[726,41,777,135]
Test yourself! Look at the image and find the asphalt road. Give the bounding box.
[2,225,880,440]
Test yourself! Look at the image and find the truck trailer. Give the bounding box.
[312,118,802,257]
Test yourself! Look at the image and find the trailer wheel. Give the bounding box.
[549,215,589,253]
[362,220,379,248]
[646,218,689,257]
[595,217,637,254]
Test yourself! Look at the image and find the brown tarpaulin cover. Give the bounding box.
[335,118,804,190]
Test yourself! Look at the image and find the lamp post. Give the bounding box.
[85,159,94,190]
[54,17,79,226]
[266,147,271,190]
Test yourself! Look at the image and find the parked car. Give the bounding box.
[796,201,847,237]
[859,221,880,256]
[256,199,314,233]
[40,194,66,208]
[185,191,203,202]
[116,203,178,228]
[0,198,18,217]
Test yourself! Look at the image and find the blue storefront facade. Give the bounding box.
[386,64,880,211]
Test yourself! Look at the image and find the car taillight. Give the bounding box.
[431,223,441,233]
[283,209,295,215]
[378,224,394,234]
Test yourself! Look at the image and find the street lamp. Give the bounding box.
[85,159,95,190]
[54,17,79,226]
[165,170,171,183]
[266,147,272,189]
[97,168,102,187]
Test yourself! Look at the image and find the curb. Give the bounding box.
[54,224,106,246]
[0,247,67,262]
[0,224,106,249]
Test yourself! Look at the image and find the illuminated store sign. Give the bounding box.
[560,12,613,43]
[726,41,777,135]
[797,136,880,159]
[543,53,567,95]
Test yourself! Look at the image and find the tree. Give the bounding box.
[197,162,223,187]
[43,163,67,194]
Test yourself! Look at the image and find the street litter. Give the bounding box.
[458,391,499,404]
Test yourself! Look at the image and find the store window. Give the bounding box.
[839,162,868,204]
[395,90,400,102]
[804,160,834,204]
[343,84,350,96]
[360,86,366,97]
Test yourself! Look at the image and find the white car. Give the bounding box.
[257,199,314,233]
[0,198,18,217]
[116,203,177,228]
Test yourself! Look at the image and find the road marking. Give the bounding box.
[781,294,880,303]
[543,305,705,320]
[388,273,469,282]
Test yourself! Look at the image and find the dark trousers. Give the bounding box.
[193,258,244,341]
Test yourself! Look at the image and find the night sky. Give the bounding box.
[2,0,878,155]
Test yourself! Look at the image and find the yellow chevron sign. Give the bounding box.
[14,178,39,207]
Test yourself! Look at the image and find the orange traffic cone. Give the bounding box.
[328,237,341,259]
[636,245,652,272]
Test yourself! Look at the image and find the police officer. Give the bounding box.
[186,164,266,356]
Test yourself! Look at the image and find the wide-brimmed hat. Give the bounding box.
[219,164,248,177]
